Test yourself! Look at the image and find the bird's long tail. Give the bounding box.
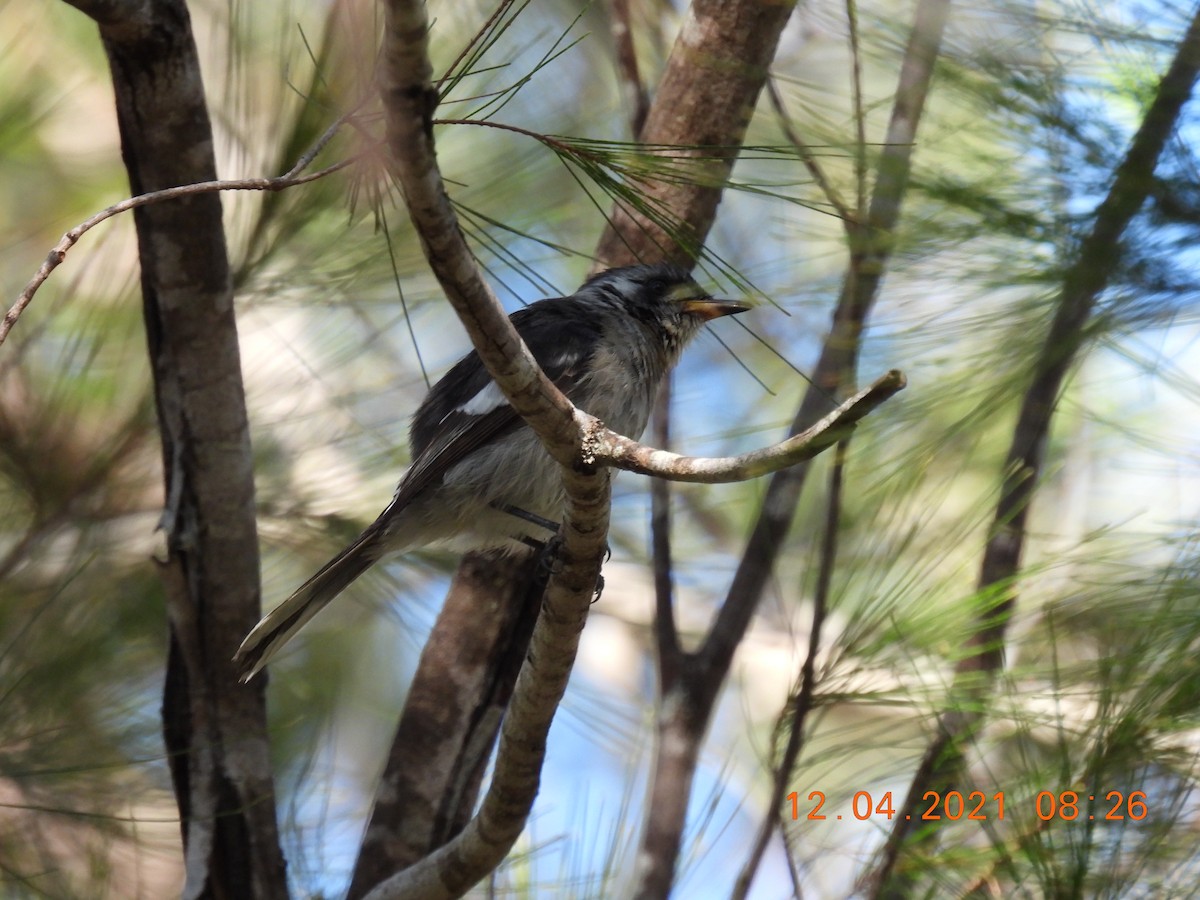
[234,528,384,682]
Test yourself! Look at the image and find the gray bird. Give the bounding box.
[234,263,748,681]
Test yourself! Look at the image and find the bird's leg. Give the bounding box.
[493,503,611,557]
[492,504,607,602]
[490,502,563,567]
[493,503,561,536]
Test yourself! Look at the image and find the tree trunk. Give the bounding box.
[69,0,289,894]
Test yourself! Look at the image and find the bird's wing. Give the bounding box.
[388,298,603,511]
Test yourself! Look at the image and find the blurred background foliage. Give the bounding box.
[1,0,1198,896]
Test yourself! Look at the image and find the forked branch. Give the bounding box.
[369,0,903,895]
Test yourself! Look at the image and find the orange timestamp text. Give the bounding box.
[789,790,1148,823]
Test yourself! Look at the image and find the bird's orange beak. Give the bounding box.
[679,296,752,320]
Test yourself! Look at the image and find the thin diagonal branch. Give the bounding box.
[767,79,854,224]
[731,440,848,899]
[649,382,682,689]
[698,0,950,708]
[846,0,869,219]
[619,3,948,895]
[866,7,1200,896]
[610,0,650,136]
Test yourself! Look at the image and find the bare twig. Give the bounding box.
[2,152,354,347]
[623,1,679,694]
[649,381,682,689]
[700,0,950,728]
[584,370,904,483]
[699,0,949,724]
[767,79,854,224]
[846,0,869,219]
[435,0,516,94]
[615,1,950,895]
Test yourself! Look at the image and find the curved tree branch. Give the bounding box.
[365,1,613,895]
[368,3,896,895]
[583,369,905,482]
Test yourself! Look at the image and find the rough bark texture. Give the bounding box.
[594,0,799,269]
[363,468,613,900]
[70,0,287,895]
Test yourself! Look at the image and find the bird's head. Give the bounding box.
[579,263,750,352]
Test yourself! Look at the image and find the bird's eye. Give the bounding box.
[644,277,666,296]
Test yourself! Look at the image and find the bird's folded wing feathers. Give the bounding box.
[233,296,605,681]
[393,298,604,509]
